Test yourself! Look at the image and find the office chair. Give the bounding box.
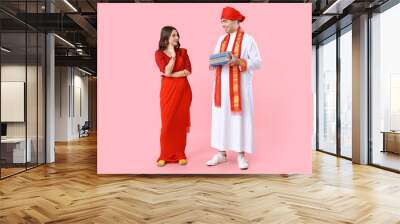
[79,121,90,138]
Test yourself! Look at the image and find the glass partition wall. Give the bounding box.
[316,26,353,159]
[0,1,46,179]
[339,26,352,159]
[317,35,337,155]
[315,0,400,173]
[370,3,400,172]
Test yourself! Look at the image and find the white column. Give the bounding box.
[46,1,55,163]
[352,14,369,164]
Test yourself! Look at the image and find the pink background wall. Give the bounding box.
[97,3,313,174]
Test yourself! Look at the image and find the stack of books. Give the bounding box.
[209,51,232,66]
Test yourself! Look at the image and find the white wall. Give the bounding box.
[1,64,42,137]
[71,71,89,138]
[55,67,89,141]
[1,64,46,164]
[55,66,69,141]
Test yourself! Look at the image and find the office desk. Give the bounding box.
[381,131,400,154]
[1,138,32,164]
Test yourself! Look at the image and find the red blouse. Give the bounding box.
[155,48,192,75]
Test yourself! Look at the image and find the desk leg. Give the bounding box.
[382,133,386,153]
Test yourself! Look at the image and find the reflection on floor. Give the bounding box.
[0,167,25,177]
[373,150,400,171]
[0,163,42,178]
[340,147,352,158]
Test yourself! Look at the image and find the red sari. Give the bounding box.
[154,48,192,162]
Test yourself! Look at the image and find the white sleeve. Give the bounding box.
[213,35,224,54]
[245,36,262,71]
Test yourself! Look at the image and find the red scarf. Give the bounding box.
[214,27,246,112]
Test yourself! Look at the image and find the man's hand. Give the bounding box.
[228,55,240,66]
[209,64,217,71]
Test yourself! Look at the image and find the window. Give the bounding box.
[370,3,400,171]
[339,27,352,158]
[317,35,337,154]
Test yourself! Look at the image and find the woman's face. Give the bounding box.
[168,30,179,46]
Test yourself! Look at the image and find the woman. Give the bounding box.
[154,26,192,167]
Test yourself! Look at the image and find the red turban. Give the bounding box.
[221,6,245,22]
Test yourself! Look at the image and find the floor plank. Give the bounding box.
[1,133,400,223]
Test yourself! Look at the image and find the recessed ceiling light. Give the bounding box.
[1,47,11,53]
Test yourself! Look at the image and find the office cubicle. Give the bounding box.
[0,1,46,179]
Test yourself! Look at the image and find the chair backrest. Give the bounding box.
[82,121,90,129]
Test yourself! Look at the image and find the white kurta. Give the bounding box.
[211,31,262,154]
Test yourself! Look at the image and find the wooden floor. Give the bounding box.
[373,150,400,171]
[1,134,400,223]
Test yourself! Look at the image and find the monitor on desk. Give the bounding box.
[1,123,7,138]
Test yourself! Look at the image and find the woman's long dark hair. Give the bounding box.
[158,26,180,51]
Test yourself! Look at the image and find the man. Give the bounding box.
[206,6,262,170]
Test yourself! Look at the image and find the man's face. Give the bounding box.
[221,19,238,33]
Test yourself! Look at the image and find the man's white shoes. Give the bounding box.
[206,152,249,170]
[237,154,248,170]
[206,153,227,166]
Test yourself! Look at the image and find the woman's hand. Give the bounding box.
[167,44,176,58]
[163,69,190,78]
[183,69,191,76]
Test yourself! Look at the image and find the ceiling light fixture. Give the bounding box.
[322,0,354,15]
[78,67,93,76]
[1,47,11,53]
[54,34,75,48]
[63,0,78,12]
